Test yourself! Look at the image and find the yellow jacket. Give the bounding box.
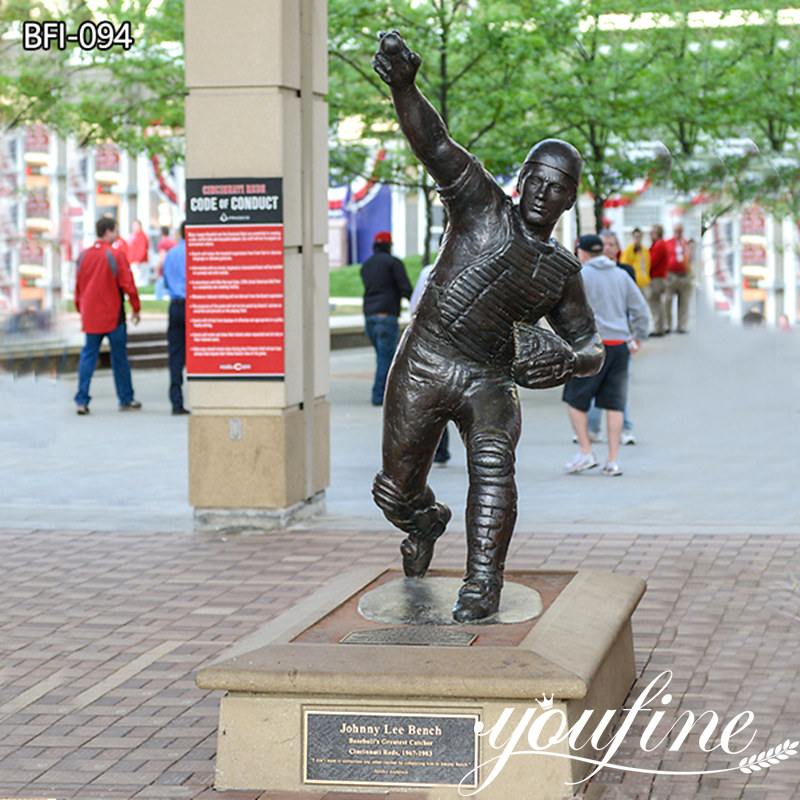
[620,243,650,289]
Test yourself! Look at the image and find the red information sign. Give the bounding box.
[185,178,284,379]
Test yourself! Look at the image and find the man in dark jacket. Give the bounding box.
[360,230,413,406]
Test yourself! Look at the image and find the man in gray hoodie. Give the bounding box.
[563,234,651,476]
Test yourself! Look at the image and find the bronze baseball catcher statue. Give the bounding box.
[371,31,605,622]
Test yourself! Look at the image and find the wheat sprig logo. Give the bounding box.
[739,739,799,774]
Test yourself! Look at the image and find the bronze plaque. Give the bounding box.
[340,627,476,646]
[303,710,479,787]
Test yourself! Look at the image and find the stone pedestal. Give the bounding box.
[196,568,645,799]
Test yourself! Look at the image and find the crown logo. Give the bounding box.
[537,693,554,710]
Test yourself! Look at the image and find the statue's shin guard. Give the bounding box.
[464,435,517,586]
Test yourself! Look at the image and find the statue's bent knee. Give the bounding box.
[372,471,449,537]
[469,433,515,481]
[372,470,418,530]
[373,470,451,579]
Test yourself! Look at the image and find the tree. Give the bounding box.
[328,0,554,263]
[649,2,800,231]
[513,1,670,232]
[0,0,185,165]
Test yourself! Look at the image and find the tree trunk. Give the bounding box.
[594,194,605,234]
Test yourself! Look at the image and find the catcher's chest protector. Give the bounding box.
[435,209,581,363]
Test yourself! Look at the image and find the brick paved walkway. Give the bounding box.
[1,526,798,800]
[2,299,798,798]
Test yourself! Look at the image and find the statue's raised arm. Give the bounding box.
[373,31,470,189]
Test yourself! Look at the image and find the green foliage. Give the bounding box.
[0,0,185,164]
[329,0,549,260]
[329,0,550,179]
[329,0,800,233]
[4,1,800,243]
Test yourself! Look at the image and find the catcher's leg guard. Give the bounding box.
[454,432,517,621]
[372,470,451,578]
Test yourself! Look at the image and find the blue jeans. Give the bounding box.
[167,300,186,411]
[365,314,400,405]
[74,323,134,407]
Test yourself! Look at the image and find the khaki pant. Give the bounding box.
[664,271,693,332]
[647,277,667,335]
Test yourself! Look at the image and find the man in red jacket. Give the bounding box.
[647,223,669,336]
[664,221,693,333]
[74,217,142,415]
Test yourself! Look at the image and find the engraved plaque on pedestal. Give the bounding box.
[303,710,479,787]
[340,627,477,646]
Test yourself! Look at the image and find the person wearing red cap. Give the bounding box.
[371,32,604,622]
[360,230,413,405]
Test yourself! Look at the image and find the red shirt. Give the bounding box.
[74,240,140,334]
[649,239,670,279]
[128,229,149,263]
[666,237,690,274]
[158,236,176,254]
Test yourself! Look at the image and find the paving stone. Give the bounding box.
[0,529,797,799]
[1,312,798,800]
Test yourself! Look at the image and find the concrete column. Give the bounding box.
[765,214,777,323]
[11,131,23,311]
[118,155,132,236]
[783,217,798,324]
[731,215,743,324]
[185,0,330,530]
[136,155,150,229]
[86,149,97,250]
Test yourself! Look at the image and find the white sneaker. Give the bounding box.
[621,431,636,445]
[565,452,598,473]
[602,461,623,476]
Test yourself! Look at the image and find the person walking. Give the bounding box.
[162,221,189,415]
[156,225,176,276]
[585,231,641,445]
[74,217,141,415]
[563,235,650,476]
[360,230,413,406]
[154,225,177,299]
